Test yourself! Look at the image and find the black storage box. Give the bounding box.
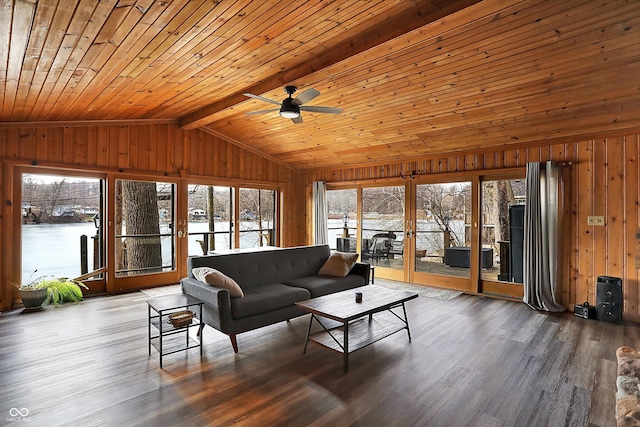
[574,302,596,319]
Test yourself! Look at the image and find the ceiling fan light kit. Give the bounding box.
[279,98,300,119]
[245,85,342,123]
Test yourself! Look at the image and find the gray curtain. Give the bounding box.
[523,161,565,312]
[312,181,329,245]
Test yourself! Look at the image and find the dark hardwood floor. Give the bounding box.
[1,290,636,427]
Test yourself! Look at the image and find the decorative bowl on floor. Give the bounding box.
[19,288,48,309]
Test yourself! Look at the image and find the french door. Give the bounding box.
[333,171,525,296]
[408,179,475,291]
[360,185,406,281]
[111,177,182,290]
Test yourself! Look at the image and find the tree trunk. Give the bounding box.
[494,181,515,243]
[122,181,162,275]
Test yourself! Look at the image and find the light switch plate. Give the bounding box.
[587,216,605,226]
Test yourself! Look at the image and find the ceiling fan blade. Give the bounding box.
[246,108,279,115]
[291,115,303,124]
[243,93,281,106]
[293,88,320,105]
[299,105,342,114]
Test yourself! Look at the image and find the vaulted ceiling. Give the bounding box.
[2,0,639,170]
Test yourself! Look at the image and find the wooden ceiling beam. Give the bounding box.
[178,0,483,129]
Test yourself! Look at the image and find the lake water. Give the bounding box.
[21,219,463,281]
[21,222,274,281]
[22,223,99,281]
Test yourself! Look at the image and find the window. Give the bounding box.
[187,185,233,255]
[21,173,104,281]
[238,188,276,248]
[326,188,357,252]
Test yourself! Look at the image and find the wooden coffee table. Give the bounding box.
[295,285,418,372]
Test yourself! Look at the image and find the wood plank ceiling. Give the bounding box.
[2,0,639,170]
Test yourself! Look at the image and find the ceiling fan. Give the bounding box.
[243,86,342,124]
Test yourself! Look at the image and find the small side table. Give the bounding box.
[147,294,204,368]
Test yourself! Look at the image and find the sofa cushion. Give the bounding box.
[284,274,365,298]
[231,283,311,319]
[318,252,359,277]
[193,267,244,298]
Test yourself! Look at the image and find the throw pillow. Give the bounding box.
[318,252,359,277]
[192,267,244,298]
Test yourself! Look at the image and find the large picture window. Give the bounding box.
[21,173,104,281]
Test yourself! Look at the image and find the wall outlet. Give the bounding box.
[587,216,605,226]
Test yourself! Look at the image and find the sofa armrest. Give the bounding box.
[349,262,370,285]
[180,277,234,333]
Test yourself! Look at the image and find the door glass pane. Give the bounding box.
[187,185,233,255]
[481,179,526,283]
[361,186,404,269]
[238,188,276,248]
[415,182,471,278]
[21,173,104,282]
[115,180,175,276]
[327,189,357,252]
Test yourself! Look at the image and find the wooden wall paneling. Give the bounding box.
[147,124,157,172]
[137,125,149,172]
[606,137,626,279]
[204,132,215,176]
[73,126,88,165]
[189,130,201,176]
[62,126,74,164]
[216,135,226,177]
[624,135,640,316]
[86,126,97,167]
[107,126,117,167]
[117,126,129,170]
[95,126,108,167]
[225,142,234,178]
[526,146,540,164]
[46,127,63,164]
[592,139,608,290]
[579,140,598,305]
[174,126,186,174]
[3,128,18,159]
[567,141,581,307]
[18,128,35,160]
[465,154,476,171]
[128,126,139,170]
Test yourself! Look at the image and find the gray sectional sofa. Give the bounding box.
[181,245,370,352]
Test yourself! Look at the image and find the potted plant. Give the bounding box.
[11,271,89,309]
